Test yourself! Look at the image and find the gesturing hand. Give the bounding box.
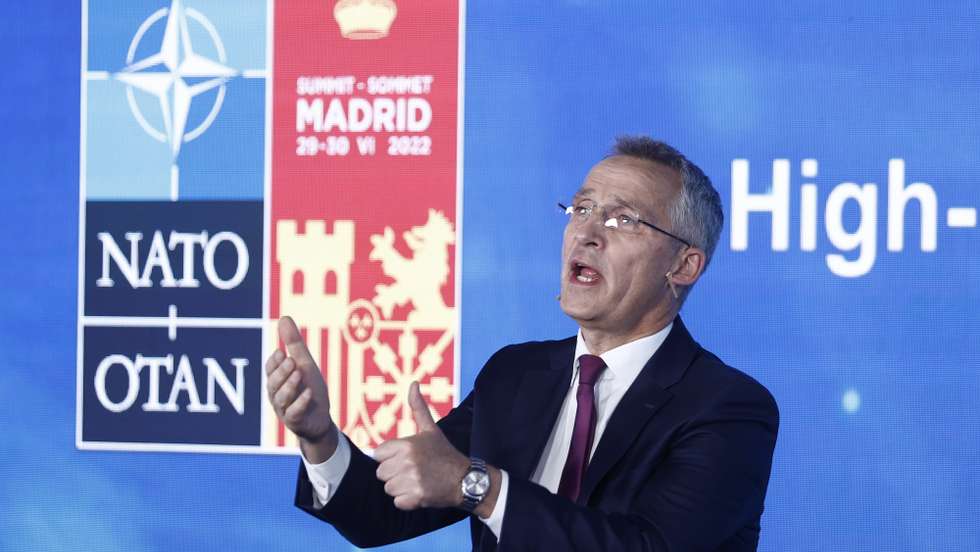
[265,316,337,461]
[374,382,470,510]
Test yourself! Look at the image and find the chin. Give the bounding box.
[559,298,596,323]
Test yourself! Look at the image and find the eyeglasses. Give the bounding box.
[558,199,692,247]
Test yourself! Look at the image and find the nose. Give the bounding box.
[571,211,605,248]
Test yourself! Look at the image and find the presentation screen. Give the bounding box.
[2,1,978,550]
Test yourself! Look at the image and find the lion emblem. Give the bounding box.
[369,209,455,326]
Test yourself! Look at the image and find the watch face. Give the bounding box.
[464,471,490,496]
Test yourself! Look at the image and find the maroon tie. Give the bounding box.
[557,354,607,501]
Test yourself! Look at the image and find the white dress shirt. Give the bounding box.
[302,322,673,542]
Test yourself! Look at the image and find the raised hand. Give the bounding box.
[374,382,470,510]
[265,316,337,462]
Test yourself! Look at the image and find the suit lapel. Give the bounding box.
[506,337,576,479]
[578,317,701,503]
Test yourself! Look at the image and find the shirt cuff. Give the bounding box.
[300,425,352,510]
[478,469,508,540]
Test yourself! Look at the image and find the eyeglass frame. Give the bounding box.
[558,200,692,248]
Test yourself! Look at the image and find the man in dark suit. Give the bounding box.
[265,137,779,550]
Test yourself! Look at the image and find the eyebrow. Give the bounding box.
[607,193,640,210]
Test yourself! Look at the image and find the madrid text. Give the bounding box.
[294,74,435,157]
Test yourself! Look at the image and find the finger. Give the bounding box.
[374,440,406,463]
[408,381,437,433]
[283,387,313,424]
[374,442,394,463]
[264,349,284,376]
[383,475,411,497]
[376,455,409,482]
[274,368,304,411]
[278,316,316,367]
[266,357,296,398]
[393,494,419,511]
[376,459,394,482]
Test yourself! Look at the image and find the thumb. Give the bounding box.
[278,316,316,368]
[408,381,437,433]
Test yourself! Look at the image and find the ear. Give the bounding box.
[669,246,707,289]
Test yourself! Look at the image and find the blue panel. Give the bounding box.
[81,326,262,446]
[86,0,266,201]
[84,201,263,318]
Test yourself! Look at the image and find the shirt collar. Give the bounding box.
[573,321,674,382]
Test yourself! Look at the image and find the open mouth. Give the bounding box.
[570,260,602,285]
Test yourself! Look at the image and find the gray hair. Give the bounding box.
[610,136,724,272]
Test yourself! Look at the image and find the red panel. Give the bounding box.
[270,0,460,449]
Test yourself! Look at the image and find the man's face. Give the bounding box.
[560,155,684,337]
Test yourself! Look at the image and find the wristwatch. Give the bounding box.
[459,457,491,512]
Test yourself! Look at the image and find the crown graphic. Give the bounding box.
[333,0,397,40]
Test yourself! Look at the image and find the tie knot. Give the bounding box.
[577,354,607,386]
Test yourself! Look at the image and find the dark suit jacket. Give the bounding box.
[295,317,779,551]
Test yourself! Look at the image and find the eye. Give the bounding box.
[608,206,637,227]
[572,201,593,217]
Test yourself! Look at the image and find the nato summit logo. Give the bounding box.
[79,0,269,452]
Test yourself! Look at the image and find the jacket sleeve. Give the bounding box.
[293,390,475,548]
[497,378,779,551]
